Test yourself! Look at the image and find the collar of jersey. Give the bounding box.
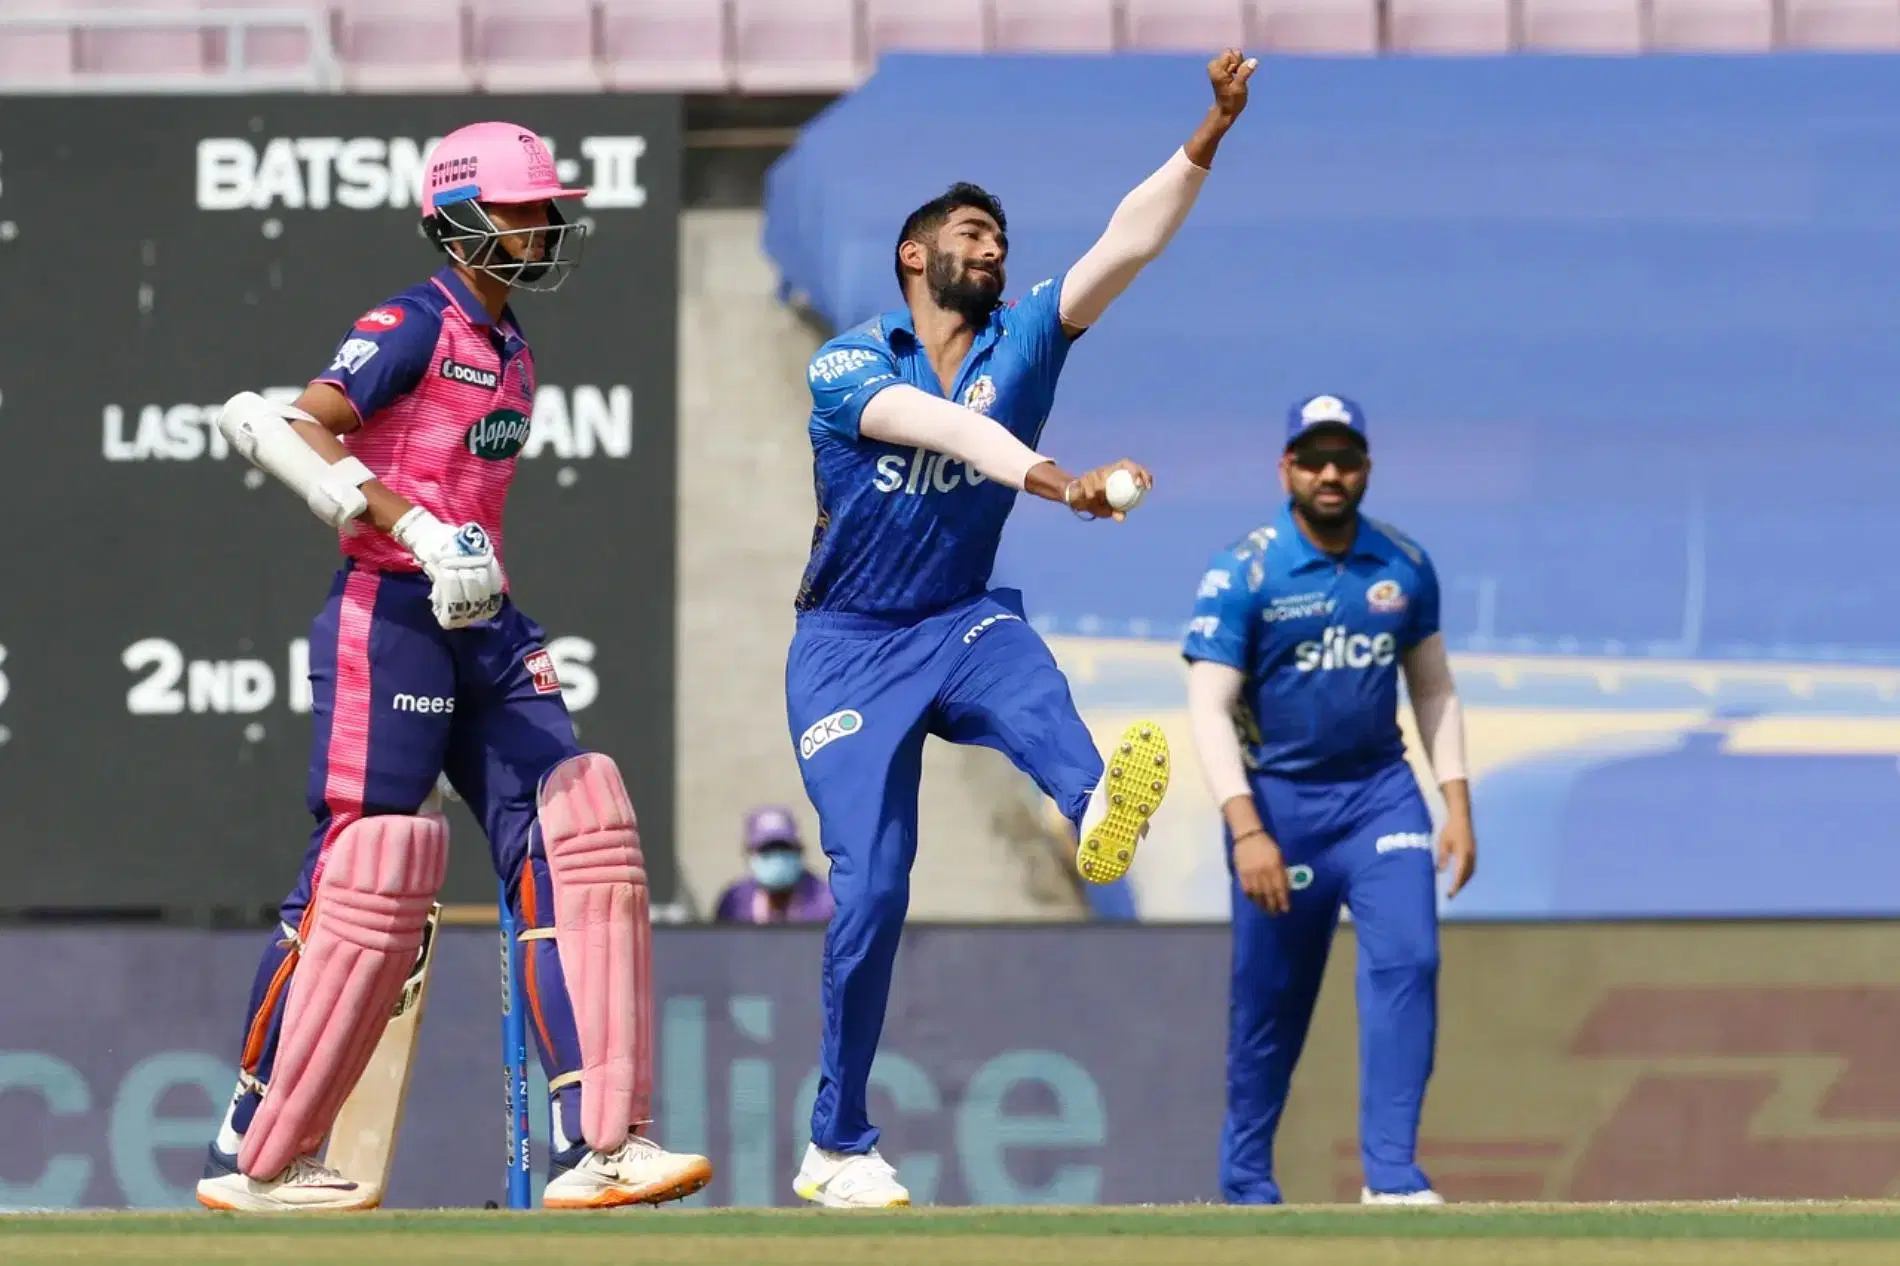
[430,266,520,335]
[880,305,1003,367]
[1277,502,1392,572]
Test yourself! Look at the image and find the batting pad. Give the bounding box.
[540,752,652,1153]
[240,814,449,1181]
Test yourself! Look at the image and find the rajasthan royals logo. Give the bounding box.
[519,131,556,185]
[1366,579,1408,614]
[961,375,998,416]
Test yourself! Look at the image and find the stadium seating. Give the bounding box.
[6,0,1900,91]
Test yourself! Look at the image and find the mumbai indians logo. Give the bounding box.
[465,408,532,460]
[799,709,863,760]
[1366,579,1408,614]
[961,375,998,416]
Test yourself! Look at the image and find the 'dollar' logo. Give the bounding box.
[465,408,532,461]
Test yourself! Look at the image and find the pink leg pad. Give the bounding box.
[239,814,448,1180]
[539,752,651,1153]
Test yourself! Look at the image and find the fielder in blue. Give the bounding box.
[1183,394,1479,1205]
[785,51,1258,1210]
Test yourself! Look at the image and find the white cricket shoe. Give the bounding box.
[1362,1187,1446,1205]
[793,1143,912,1209]
[196,1151,376,1212]
[543,1133,713,1209]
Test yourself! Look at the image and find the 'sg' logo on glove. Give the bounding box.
[454,524,492,556]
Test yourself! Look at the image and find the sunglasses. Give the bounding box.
[1289,446,1367,473]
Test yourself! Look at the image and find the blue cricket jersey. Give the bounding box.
[794,275,1073,618]
[1181,504,1442,781]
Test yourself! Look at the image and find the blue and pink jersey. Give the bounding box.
[313,266,538,576]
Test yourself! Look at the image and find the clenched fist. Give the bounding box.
[393,507,505,630]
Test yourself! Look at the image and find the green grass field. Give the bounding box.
[4,1204,1899,1266]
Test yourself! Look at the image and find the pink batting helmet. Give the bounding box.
[422,121,588,219]
[420,121,591,293]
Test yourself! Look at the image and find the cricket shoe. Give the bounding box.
[1362,1187,1446,1206]
[1075,719,1172,885]
[793,1143,911,1209]
[195,1146,377,1212]
[543,1133,714,1209]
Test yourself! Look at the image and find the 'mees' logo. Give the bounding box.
[799,709,863,760]
[466,408,531,460]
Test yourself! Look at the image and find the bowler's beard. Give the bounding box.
[926,250,1002,324]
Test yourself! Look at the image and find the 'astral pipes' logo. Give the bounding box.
[799,709,863,760]
[466,408,532,460]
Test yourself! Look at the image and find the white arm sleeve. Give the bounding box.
[1058,148,1210,332]
[215,391,377,530]
[858,384,1053,491]
[1401,633,1469,784]
[1187,660,1252,806]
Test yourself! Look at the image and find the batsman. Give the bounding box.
[195,121,711,1212]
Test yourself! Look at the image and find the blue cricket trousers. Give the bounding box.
[787,588,1103,1155]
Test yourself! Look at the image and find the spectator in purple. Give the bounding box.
[713,807,835,925]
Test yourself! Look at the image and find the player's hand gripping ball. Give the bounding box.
[1209,48,1259,120]
[1066,459,1154,523]
[1105,467,1145,513]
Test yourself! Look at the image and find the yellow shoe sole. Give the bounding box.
[1076,719,1171,885]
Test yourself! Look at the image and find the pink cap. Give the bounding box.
[421,121,589,218]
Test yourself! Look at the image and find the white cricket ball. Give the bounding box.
[1105,468,1144,512]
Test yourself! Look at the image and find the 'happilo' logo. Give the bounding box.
[465,408,532,461]
[800,709,863,760]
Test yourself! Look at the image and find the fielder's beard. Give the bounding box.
[1293,486,1363,531]
[927,250,1003,325]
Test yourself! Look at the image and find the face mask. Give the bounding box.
[750,850,803,892]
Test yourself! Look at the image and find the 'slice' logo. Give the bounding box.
[799,709,863,760]
[1287,864,1315,891]
[466,409,532,460]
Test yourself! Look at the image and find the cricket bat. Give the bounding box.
[323,901,442,1203]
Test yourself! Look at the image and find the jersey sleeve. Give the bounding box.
[311,299,436,424]
[1003,273,1075,388]
[1181,549,1254,670]
[807,336,903,442]
[1404,553,1443,650]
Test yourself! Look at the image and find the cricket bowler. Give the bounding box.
[1183,394,1478,1205]
[195,122,711,1212]
[786,51,1257,1209]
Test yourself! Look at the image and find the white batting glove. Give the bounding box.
[392,507,505,630]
